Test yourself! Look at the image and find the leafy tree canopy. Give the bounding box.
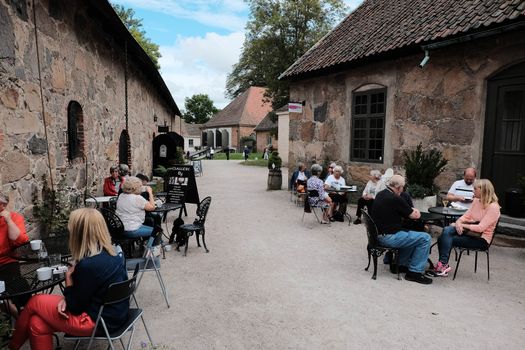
[183,94,219,124]
[112,3,162,70]
[226,0,347,109]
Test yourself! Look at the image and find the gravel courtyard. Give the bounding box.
[89,160,525,349]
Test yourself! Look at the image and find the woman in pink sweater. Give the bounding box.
[434,179,500,276]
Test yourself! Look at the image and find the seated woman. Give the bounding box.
[306,164,333,224]
[324,165,347,220]
[290,162,310,192]
[353,170,382,224]
[116,176,156,239]
[9,208,128,350]
[434,179,500,277]
[135,173,162,228]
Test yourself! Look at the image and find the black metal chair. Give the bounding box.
[361,210,400,280]
[99,208,140,258]
[179,196,212,256]
[64,264,153,350]
[302,189,327,224]
[453,222,499,281]
[125,230,170,308]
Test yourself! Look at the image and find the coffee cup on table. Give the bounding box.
[37,267,53,281]
[30,240,42,250]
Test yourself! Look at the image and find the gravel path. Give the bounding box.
[86,160,525,349]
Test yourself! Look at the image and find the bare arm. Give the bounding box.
[143,187,155,211]
[408,208,421,220]
[0,210,21,241]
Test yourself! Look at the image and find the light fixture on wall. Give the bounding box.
[419,49,430,68]
[153,114,158,122]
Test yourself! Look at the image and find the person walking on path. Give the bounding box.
[243,146,250,162]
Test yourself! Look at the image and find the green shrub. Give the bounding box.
[403,143,448,198]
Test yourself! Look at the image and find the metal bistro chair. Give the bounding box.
[64,264,153,350]
[453,221,499,281]
[99,208,141,259]
[302,189,328,224]
[126,230,170,307]
[179,196,212,256]
[361,210,400,280]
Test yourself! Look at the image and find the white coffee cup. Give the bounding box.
[36,267,53,281]
[30,240,42,250]
[352,185,357,191]
[0,281,5,294]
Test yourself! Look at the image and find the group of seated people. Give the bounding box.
[1,191,129,349]
[369,168,500,285]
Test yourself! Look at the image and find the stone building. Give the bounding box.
[254,113,278,153]
[280,0,525,210]
[201,87,272,151]
[173,118,202,152]
[0,0,181,224]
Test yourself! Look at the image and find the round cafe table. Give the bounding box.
[428,206,467,226]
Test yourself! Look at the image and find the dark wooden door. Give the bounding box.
[482,62,525,212]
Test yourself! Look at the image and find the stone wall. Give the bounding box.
[0,0,177,233]
[288,29,525,190]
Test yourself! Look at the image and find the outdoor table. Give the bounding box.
[153,202,184,237]
[0,260,67,314]
[11,236,70,262]
[85,196,117,207]
[327,186,358,225]
[428,206,467,226]
[155,192,167,198]
[417,212,444,225]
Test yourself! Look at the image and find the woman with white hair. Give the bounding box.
[354,170,383,224]
[307,164,333,223]
[324,165,347,220]
[116,176,155,238]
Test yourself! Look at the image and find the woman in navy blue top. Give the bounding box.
[9,208,128,350]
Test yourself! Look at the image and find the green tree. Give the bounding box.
[183,94,219,124]
[226,0,347,109]
[112,4,162,69]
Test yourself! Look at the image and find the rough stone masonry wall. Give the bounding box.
[288,30,525,190]
[0,0,175,232]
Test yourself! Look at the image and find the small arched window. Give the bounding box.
[67,101,84,160]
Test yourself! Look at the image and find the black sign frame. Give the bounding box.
[164,165,199,205]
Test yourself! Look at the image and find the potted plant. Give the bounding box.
[403,143,448,212]
[267,148,283,190]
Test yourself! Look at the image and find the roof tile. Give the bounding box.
[281,0,525,79]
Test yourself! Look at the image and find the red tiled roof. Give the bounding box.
[281,0,525,79]
[180,122,201,137]
[203,87,272,128]
[254,113,277,132]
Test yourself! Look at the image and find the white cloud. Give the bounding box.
[159,31,245,110]
[117,0,248,32]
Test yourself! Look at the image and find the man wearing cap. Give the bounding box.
[0,192,29,264]
[103,166,125,196]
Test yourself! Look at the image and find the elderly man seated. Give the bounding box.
[446,167,476,209]
[371,175,432,284]
[306,164,333,224]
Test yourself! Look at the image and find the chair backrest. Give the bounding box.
[145,228,163,249]
[103,274,137,305]
[361,210,380,248]
[108,196,118,210]
[99,208,125,237]
[194,196,212,226]
[307,189,321,207]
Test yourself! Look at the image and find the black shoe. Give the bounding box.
[329,217,336,222]
[353,218,361,225]
[390,263,409,274]
[405,271,433,285]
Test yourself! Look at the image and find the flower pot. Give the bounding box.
[267,170,282,190]
[412,195,436,213]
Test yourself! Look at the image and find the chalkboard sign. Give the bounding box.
[164,165,200,205]
[192,160,203,176]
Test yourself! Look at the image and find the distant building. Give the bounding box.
[280,0,525,208]
[201,87,272,151]
[173,119,202,152]
[254,112,278,153]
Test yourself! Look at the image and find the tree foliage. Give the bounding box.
[112,4,162,69]
[226,0,347,109]
[183,94,219,124]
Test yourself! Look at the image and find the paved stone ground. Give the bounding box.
[56,160,525,349]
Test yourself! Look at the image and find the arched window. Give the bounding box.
[351,84,387,163]
[67,101,84,160]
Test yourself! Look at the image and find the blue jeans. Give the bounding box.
[378,230,431,273]
[124,225,153,239]
[437,226,489,264]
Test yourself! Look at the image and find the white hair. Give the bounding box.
[333,165,343,174]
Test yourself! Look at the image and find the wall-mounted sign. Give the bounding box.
[159,144,167,158]
[158,125,169,133]
[288,102,303,113]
